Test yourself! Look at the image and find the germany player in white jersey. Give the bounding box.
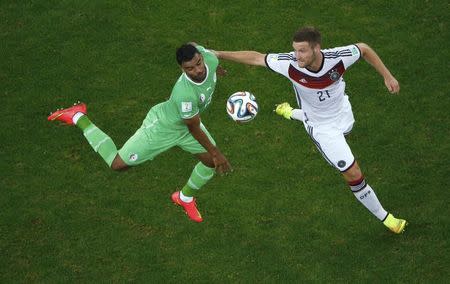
[214,26,407,233]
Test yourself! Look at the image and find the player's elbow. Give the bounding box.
[356,42,370,56]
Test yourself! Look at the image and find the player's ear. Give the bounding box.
[313,43,321,52]
[180,64,187,73]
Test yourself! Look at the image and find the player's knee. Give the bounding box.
[342,161,362,182]
[110,155,128,171]
[111,163,124,171]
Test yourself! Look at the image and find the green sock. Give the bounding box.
[181,162,215,197]
[76,115,92,131]
[79,116,118,167]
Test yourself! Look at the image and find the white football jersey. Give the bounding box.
[265,44,361,124]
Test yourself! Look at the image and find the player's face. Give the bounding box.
[181,53,207,83]
[293,41,320,69]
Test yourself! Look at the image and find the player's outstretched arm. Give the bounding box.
[356,43,400,94]
[213,50,267,67]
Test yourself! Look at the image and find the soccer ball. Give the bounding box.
[226,91,258,123]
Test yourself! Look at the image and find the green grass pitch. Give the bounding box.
[1,0,449,281]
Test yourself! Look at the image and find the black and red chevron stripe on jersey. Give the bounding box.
[288,60,346,89]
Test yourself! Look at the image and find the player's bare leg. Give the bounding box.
[342,161,363,182]
[343,161,407,233]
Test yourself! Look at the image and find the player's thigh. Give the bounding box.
[118,127,175,166]
[305,124,355,172]
[178,123,216,155]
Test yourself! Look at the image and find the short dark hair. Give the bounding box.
[292,26,321,46]
[176,44,199,65]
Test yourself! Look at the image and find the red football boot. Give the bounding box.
[47,102,87,125]
[171,191,203,223]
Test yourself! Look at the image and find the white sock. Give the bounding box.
[291,109,304,121]
[351,183,388,221]
[179,191,193,203]
[72,112,85,125]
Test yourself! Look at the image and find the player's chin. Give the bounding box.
[195,73,206,81]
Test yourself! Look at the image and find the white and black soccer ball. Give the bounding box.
[226,91,258,123]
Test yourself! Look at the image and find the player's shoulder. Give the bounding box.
[171,76,196,100]
[195,45,208,53]
[267,52,296,61]
[266,52,296,70]
[195,45,216,58]
[322,44,360,59]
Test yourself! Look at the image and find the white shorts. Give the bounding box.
[303,98,355,172]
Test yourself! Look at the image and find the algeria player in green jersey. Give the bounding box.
[48,43,232,222]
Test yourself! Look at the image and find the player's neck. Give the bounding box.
[307,52,323,72]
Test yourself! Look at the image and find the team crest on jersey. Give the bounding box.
[329,69,340,81]
[129,153,138,162]
[199,93,206,103]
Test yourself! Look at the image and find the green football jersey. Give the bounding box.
[145,45,219,130]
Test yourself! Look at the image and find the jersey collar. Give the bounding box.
[305,51,325,74]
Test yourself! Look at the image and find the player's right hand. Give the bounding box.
[384,75,400,94]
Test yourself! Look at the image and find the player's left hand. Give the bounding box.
[384,75,400,94]
[216,65,227,77]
